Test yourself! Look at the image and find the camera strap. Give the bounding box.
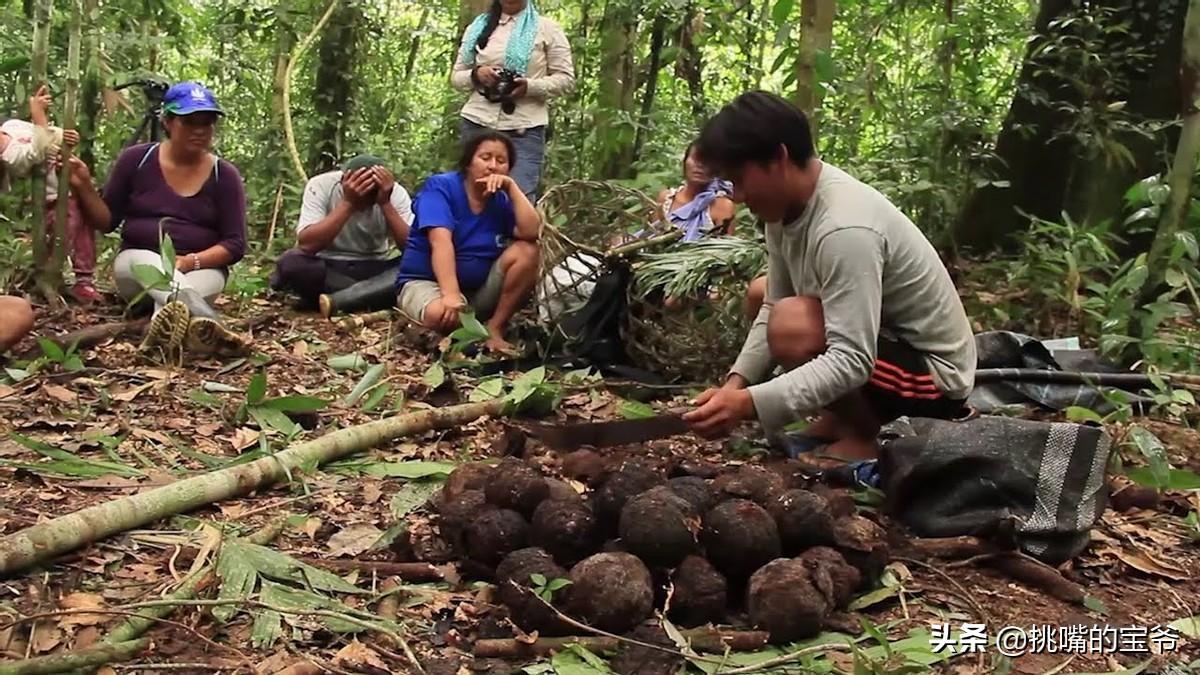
[136,142,221,184]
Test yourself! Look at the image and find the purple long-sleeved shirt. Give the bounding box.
[101,143,246,262]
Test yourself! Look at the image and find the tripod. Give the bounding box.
[113,78,168,148]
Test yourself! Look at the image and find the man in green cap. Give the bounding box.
[271,155,415,317]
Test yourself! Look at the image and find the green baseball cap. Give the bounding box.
[342,154,386,172]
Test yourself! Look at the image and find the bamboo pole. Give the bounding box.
[46,0,82,298]
[283,0,340,182]
[0,399,504,576]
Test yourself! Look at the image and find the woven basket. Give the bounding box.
[533,180,668,338]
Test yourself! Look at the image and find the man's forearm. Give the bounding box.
[382,203,410,248]
[297,202,354,253]
[74,183,111,231]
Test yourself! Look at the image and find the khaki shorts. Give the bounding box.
[397,260,506,324]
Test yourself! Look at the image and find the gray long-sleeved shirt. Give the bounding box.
[731,163,976,432]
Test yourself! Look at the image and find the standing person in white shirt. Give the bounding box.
[451,0,575,202]
[270,155,414,318]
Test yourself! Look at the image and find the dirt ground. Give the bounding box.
[0,297,1197,675]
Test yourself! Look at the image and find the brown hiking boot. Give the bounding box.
[185,317,251,357]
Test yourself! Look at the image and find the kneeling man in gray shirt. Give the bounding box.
[682,91,976,464]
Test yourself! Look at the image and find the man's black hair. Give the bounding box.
[695,90,815,174]
[458,129,518,172]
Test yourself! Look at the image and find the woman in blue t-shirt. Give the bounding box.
[395,131,541,353]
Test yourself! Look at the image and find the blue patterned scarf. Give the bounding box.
[459,3,540,76]
[669,179,733,242]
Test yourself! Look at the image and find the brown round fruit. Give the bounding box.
[769,489,835,554]
[438,489,493,553]
[531,498,600,566]
[594,461,665,529]
[465,509,529,566]
[831,515,889,585]
[566,552,654,634]
[798,546,861,608]
[668,555,727,628]
[619,487,699,568]
[701,499,782,580]
[715,465,786,507]
[442,461,494,502]
[668,476,718,515]
[561,449,607,485]
[484,458,550,517]
[495,547,571,635]
[747,558,829,643]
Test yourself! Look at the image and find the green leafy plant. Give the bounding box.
[235,370,327,438]
[128,224,181,309]
[32,337,84,373]
[1124,425,1200,491]
[529,573,572,602]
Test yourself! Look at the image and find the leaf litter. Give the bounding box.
[0,307,1197,674]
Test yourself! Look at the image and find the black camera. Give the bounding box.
[477,67,521,114]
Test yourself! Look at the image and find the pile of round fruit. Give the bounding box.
[432,454,890,644]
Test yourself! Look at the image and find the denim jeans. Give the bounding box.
[460,118,546,203]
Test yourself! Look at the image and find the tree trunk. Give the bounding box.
[591,0,639,179]
[793,0,836,142]
[402,6,432,87]
[632,13,669,165]
[78,0,100,170]
[1139,0,1200,310]
[954,0,1188,251]
[46,0,82,298]
[438,0,491,165]
[270,0,298,177]
[29,0,51,300]
[283,0,340,182]
[0,400,504,577]
[677,3,706,122]
[754,0,769,87]
[308,2,362,174]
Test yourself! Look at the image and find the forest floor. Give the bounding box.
[0,294,1198,675]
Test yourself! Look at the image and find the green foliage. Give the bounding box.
[529,573,572,603]
[235,370,327,437]
[1124,425,1200,491]
[0,432,144,478]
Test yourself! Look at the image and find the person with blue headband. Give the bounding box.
[451,0,575,202]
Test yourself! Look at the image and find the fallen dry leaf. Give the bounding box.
[73,625,100,649]
[58,593,107,628]
[1111,547,1190,581]
[0,385,16,400]
[195,423,221,437]
[32,624,64,653]
[131,428,172,446]
[74,476,143,489]
[333,640,388,670]
[43,384,78,403]
[327,524,384,558]
[292,341,309,357]
[300,518,322,539]
[362,480,384,505]
[230,427,260,452]
[111,381,156,402]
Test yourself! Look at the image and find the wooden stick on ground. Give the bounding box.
[0,638,148,675]
[296,557,443,582]
[0,399,504,576]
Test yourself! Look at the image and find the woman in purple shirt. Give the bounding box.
[69,82,246,321]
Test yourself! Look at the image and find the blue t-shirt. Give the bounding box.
[395,171,517,292]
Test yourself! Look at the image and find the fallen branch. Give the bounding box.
[473,628,769,658]
[296,557,443,582]
[335,309,394,331]
[985,553,1086,606]
[100,517,286,646]
[900,536,994,560]
[21,319,149,359]
[0,638,148,675]
[0,399,504,576]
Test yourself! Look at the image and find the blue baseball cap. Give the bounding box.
[161,81,224,116]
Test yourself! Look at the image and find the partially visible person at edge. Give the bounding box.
[271,154,414,318]
[0,296,34,354]
[451,0,575,202]
[682,91,976,476]
[395,131,540,355]
[0,85,99,304]
[68,81,247,345]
